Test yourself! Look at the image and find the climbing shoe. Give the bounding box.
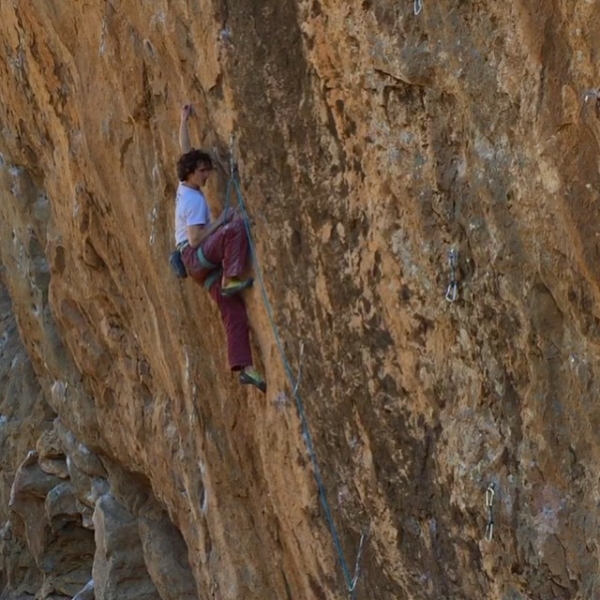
[221,278,254,297]
[239,368,267,393]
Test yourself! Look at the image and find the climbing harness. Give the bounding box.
[445,248,459,302]
[484,483,495,542]
[414,0,423,15]
[177,241,219,271]
[175,241,221,289]
[226,155,364,595]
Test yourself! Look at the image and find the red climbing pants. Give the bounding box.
[203,219,250,278]
[181,219,253,371]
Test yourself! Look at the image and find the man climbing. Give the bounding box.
[175,104,266,393]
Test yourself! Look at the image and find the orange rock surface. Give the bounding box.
[2,1,600,599]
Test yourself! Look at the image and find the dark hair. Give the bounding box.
[176,149,213,182]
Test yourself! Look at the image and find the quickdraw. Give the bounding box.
[349,527,369,596]
[485,484,495,542]
[445,248,459,302]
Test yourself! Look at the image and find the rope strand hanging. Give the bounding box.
[223,156,363,595]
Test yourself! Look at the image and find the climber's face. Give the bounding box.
[189,162,213,188]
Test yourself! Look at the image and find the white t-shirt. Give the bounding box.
[175,183,212,245]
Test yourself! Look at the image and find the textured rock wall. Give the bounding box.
[0,280,50,598]
[2,0,600,598]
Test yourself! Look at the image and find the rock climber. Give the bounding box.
[174,103,266,393]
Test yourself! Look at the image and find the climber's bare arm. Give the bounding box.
[179,104,192,153]
[187,209,235,247]
[187,224,214,247]
[187,216,224,247]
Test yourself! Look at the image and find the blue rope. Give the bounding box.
[224,176,233,213]
[228,175,355,592]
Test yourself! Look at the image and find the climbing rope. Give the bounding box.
[293,341,305,397]
[222,135,236,214]
[225,166,361,594]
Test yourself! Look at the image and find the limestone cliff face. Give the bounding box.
[1,1,600,599]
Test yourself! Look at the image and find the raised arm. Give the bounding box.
[179,104,192,153]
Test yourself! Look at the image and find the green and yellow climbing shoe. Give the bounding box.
[239,368,267,393]
[221,278,254,297]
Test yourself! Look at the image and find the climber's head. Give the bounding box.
[177,149,214,188]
